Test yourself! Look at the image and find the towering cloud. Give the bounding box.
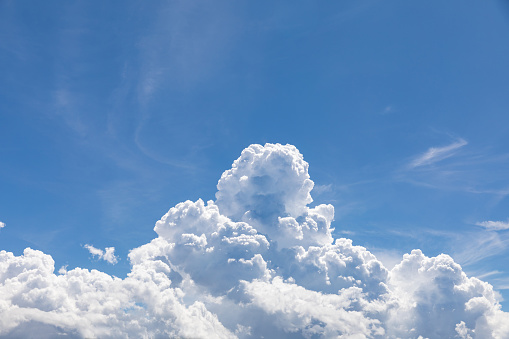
[0,143,507,338]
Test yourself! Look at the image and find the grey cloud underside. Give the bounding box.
[1,143,508,338]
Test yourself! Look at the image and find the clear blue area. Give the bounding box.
[1,0,509,309]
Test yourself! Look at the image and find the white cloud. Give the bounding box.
[387,249,503,338]
[476,220,509,231]
[0,143,508,338]
[381,105,394,115]
[58,265,67,275]
[409,138,468,168]
[84,244,119,264]
[312,183,333,195]
[0,248,235,338]
[452,230,509,266]
[0,221,5,229]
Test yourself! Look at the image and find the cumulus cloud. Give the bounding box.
[0,221,5,229]
[476,220,509,231]
[409,138,468,168]
[0,143,508,338]
[84,244,119,264]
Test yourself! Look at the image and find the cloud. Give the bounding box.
[84,244,119,264]
[452,230,509,266]
[312,183,333,195]
[380,105,395,115]
[0,143,508,338]
[0,248,234,338]
[409,138,468,168]
[0,221,4,229]
[476,220,509,231]
[387,249,507,338]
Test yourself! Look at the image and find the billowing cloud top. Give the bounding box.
[1,143,508,338]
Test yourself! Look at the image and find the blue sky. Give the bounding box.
[1,0,509,327]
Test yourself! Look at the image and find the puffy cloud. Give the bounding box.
[216,144,314,220]
[216,143,334,248]
[0,221,4,229]
[84,244,119,264]
[476,220,509,231]
[0,248,235,338]
[387,249,505,338]
[0,143,508,338]
[243,277,386,338]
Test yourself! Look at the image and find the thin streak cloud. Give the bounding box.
[453,231,509,267]
[476,220,509,231]
[409,138,468,168]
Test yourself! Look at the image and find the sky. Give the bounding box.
[1,0,509,337]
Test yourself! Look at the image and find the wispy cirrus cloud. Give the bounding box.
[452,230,509,267]
[380,226,509,268]
[409,138,468,168]
[396,141,509,202]
[476,220,509,231]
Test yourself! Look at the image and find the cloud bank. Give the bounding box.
[1,143,508,338]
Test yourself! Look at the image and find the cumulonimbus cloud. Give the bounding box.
[0,143,508,338]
